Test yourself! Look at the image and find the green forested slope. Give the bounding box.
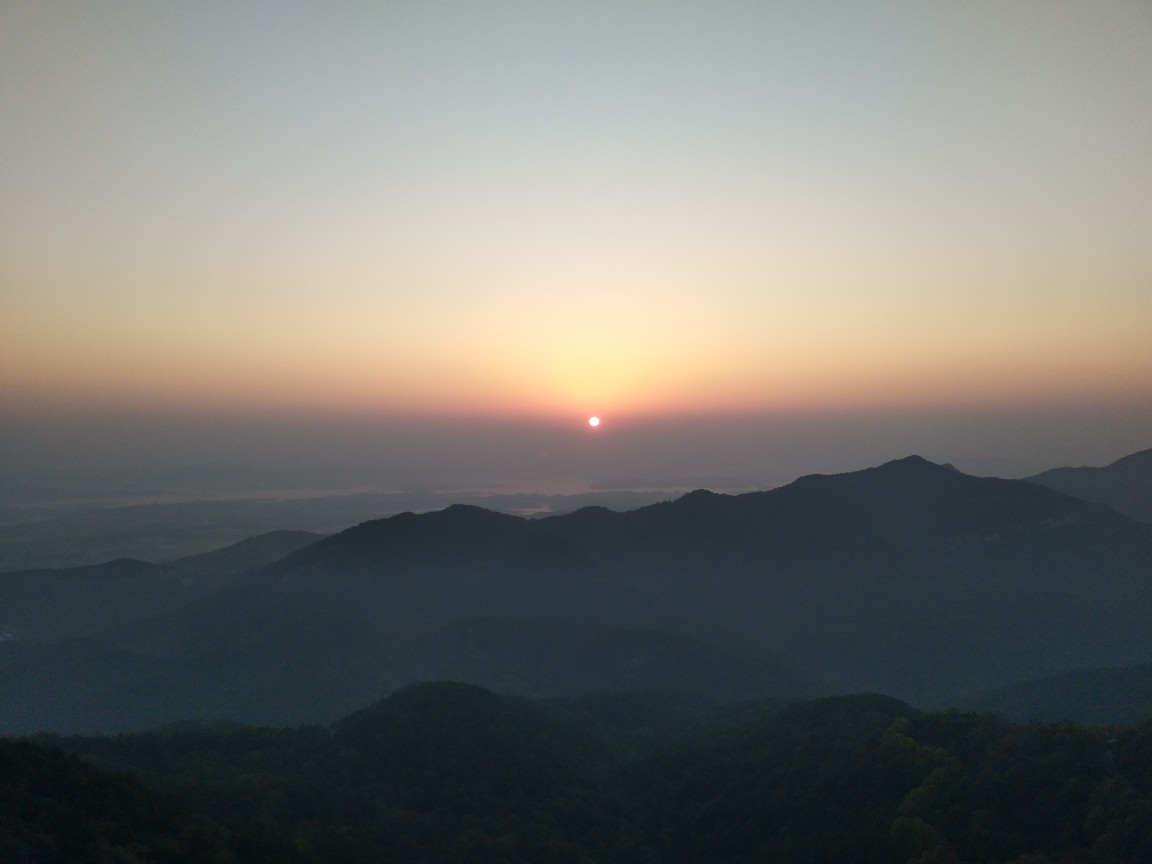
[14,684,1150,864]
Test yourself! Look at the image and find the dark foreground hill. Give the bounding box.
[0,737,235,863]
[16,682,1152,864]
[1027,447,1152,523]
[3,456,1152,734]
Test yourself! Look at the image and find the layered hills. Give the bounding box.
[2,455,1151,734]
[1027,447,1152,523]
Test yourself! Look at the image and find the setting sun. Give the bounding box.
[588,416,600,428]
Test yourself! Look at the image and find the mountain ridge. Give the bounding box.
[1027,447,1152,522]
[4,454,1152,733]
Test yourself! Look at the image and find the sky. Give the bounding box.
[2,1,1151,498]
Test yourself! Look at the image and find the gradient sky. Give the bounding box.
[2,1,1151,493]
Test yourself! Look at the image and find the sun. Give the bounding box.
[588,416,600,428]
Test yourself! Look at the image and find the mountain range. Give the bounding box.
[2,454,1151,735]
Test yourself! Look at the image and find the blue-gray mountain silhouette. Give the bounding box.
[3,456,1151,734]
[1027,447,1152,522]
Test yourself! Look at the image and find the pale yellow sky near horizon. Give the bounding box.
[2,1,1151,481]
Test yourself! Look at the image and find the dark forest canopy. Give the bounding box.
[7,683,1152,864]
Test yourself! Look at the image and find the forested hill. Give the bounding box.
[10,683,1152,863]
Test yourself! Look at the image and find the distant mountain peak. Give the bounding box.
[680,488,724,501]
[561,505,615,522]
[441,503,493,514]
[875,455,948,473]
[337,503,520,536]
[660,488,731,515]
[423,503,527,530]
[1109,447,1152,474]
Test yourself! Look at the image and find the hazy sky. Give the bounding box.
[2,1,1151,494]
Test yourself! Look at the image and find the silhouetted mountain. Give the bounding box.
[961,662,1152,725]
[1027,447,1152,522]
[0,530,321,645]
[1,503,806,733]
[4,456,1152,733]
[0,558,198,644]
[0,488,680,572]
[168,528,324,576]
[394,616,806,700]
[541,455,1152,701]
